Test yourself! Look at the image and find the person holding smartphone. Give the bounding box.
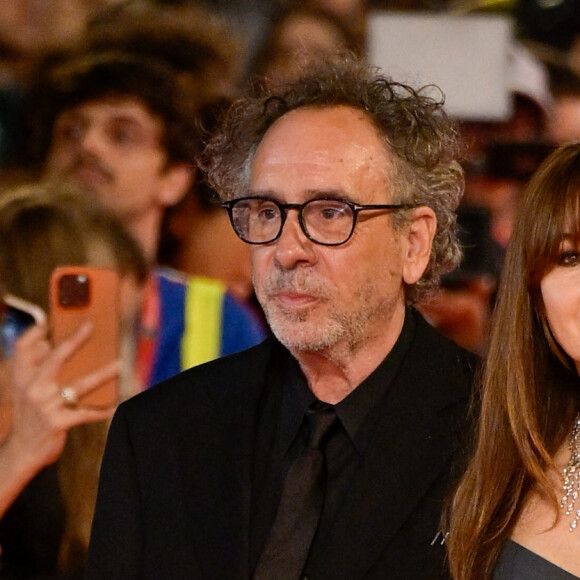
[0,181,147,579]
[0,323,117,517]
[39,52,267,388]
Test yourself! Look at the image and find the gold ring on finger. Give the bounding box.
[60,385,79,407]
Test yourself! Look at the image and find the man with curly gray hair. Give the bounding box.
[202,56,465,304]
[88,55,476,580]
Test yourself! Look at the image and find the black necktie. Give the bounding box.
[252,403,337,580]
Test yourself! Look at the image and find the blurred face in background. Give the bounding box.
[0,0,125,80]
[45,98,186,227]
[263,14,349,83]
[547,95,580,145]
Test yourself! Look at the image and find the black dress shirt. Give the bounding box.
[249,310,416,575]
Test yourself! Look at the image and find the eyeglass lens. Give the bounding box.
[230,198,355,245]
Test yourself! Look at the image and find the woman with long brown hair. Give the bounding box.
[447,142,580,578]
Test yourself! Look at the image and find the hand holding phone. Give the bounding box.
[50,266,121,408]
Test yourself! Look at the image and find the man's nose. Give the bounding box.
[273,211,317,269]
[78,126,105,155]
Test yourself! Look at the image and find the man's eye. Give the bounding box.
[257,207,278,221]
[318,204,349,220]
[321,208,342,220]
[110,126,137,145]
[55,121,83,142]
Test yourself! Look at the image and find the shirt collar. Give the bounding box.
[278,308,416,456]
[279,355,315,457]
[335,308,415,453]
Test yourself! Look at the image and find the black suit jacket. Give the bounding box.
[87,310,476,579]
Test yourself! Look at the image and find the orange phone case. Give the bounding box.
[50,266,120,408]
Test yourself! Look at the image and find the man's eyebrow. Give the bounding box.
[56,110,83,121]
[110,115,145,126]
[246,189,350,201]
[56,111,144,126]
[246,189,278,199]
[306,189,350,201]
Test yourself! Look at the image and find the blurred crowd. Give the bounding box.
[1,0,580,353]
[0,0,580,577]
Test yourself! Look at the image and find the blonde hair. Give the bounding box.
[0,180,147,310]
[0,180,147,574]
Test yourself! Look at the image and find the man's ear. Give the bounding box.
[402,206,437,285]
[159,163,195,208]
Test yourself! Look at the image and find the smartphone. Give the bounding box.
[0,294,47,357]
[50,266,120,408]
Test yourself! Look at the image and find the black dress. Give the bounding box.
[493,540,580,580]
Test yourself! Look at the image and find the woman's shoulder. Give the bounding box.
[507,469,580,579]
[493,540,580,580]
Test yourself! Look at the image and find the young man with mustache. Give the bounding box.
[38,53,266,388]
[87,55,476,579]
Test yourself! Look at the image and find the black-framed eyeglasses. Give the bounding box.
[222,197,417,246]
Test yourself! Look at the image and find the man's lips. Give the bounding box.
[72,164,111,186]
[271,290,320,309]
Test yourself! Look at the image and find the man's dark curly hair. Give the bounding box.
[199,54,465,303]
[27,51,200,170]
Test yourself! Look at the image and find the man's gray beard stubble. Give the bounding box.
[256,268,397,355]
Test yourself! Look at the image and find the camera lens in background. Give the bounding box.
[58,274,91,308]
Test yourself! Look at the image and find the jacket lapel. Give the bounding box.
[309,388,456,578]
[308,316,474,578]
[177,341,275,579]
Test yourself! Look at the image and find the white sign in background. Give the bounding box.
[367,12,514,121]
